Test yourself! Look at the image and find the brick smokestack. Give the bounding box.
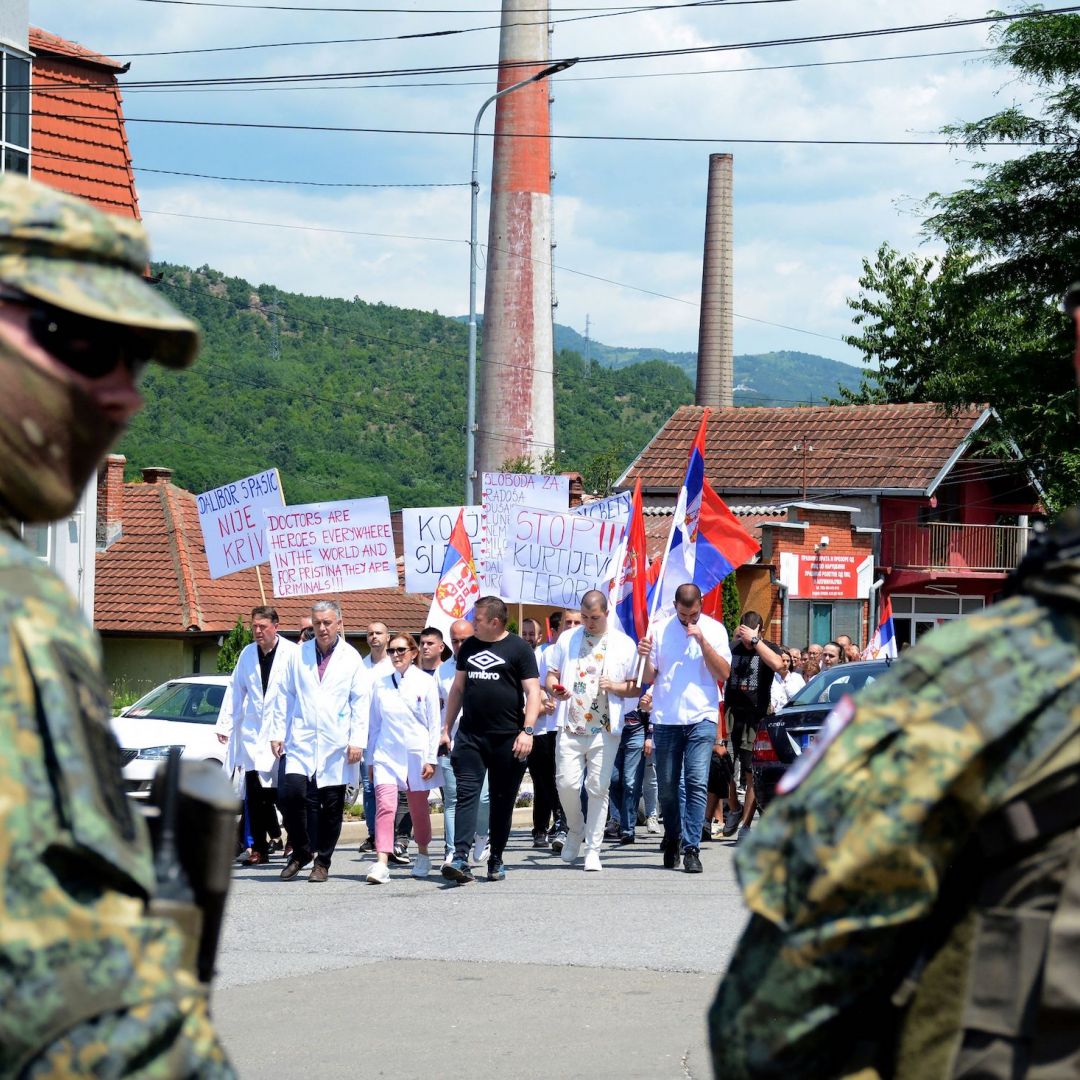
[97,453,126,550]
[475,0,555,479]
[695,153,734,407]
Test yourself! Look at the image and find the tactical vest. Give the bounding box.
[890,516,1080,1079]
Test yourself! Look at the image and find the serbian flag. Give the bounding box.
[864,594,898,659]
[426,509,480,638]
[655,409,759,612]
[610,479,649,643]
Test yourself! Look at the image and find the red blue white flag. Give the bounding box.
[864,593,898,659]
[609,479,649,644]
[426,508,480,637]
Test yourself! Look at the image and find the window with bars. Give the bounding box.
[1,51,30,176]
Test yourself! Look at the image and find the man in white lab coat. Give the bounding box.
[270,599,369,882]
[216,605,296,865]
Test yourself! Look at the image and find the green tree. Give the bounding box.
[216,618,252,674]
[722,573,741,640]
[842,8,1080,510]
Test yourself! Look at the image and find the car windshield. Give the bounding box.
[787,664,885,707]
[123,682,226,725]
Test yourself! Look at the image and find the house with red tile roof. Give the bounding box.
[619,403,1043,649]
[96,456,432,697]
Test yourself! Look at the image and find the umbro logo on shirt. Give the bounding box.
[467,650,503,672]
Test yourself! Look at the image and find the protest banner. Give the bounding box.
[265,497,397,598]
[480,472,569,594]
[573,490,632,521]
[499,505,626,607]
[197,468,285,579]
[401,505,483,594]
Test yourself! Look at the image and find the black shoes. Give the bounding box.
[619,833,635,845]
[662,838,679,869]
[487,858,506,881]
[388,841,412,866]
[683,847,703,874]
[441,857,475,884]
[722,810,742,838]
[531,829,550,849]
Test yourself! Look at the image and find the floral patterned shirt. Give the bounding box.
[565,630,611,735]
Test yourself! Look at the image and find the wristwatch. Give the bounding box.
[750,635,760,646]
[523,726,535,735]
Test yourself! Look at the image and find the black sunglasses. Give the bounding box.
[2,291,151,381]
[387,646,411,656]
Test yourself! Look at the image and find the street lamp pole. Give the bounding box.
[465,57,578,505]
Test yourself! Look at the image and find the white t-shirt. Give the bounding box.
[437,655,461,746]
[533,645,557,735]
[648,613,731,727]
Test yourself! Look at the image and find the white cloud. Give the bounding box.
[29,0,1045,364]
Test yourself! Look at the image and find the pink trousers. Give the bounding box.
[374,783,432,853]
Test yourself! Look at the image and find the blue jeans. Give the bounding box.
[608,724,646,835]
[654,720,716,852]
[361,751,376,840]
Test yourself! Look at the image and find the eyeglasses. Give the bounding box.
[387,646,411,656]
[1,290,152,382]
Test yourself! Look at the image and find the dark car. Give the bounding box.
[752,658,894,810]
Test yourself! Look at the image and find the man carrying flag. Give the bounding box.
[864,593,899,659]
[427,509,480,639]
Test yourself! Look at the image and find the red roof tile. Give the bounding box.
[620,403,993,495]
[96,479,432,636]
[29,28,140,219]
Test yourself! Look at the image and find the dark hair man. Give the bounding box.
[637,584,732,874]
[217,605,296,864]
[711,292,1080,1078]
[441,596,542,883]
[0,175,232,1073]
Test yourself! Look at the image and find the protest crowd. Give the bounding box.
[218,590,865,883]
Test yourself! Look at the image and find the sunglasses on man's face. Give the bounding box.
[2,292,151,382]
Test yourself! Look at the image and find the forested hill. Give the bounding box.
[119,264,861,506]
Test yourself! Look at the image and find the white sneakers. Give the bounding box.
[645,814,661,834]
[366,861,391,885]
[411,854,432,878]
[472,834,490,865]
[560,832,583,864]
[583,851,602,872]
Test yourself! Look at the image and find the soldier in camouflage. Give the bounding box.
[711,296,1080,1078]
[0,175,234,1076]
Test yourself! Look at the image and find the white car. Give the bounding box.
[112,674,232,798]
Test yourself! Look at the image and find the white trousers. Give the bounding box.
[555,729,620,855]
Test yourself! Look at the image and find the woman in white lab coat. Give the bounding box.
[365,634,442,883]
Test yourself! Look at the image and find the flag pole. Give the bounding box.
[634,504,679,687]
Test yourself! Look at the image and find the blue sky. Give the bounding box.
[30,0,1037,364]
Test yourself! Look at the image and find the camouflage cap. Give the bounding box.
[0,174,199,368]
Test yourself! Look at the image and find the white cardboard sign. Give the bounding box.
[499,505,626,606]
[401,505,483,594]
[265,497,397,598]
[573,491,632,521]
[197,468,285,579]
[480,472,569,595]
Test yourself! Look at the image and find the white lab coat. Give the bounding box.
[546,625,639,735]
[367,664,442,791]
[268,636,369,787]
[217,636,297,784]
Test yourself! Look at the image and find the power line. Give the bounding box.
[112,47,996,94]
[143,208,845,343]
[32,7,1080,91]
[107,0,799,57]
[30,149,469,188]
[129,0,795,12]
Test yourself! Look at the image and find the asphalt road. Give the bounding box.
[212,817,748,1079]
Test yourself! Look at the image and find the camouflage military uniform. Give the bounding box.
[0,521,233,1077]
[711,517,1080,1079]
[0,177,233,1074]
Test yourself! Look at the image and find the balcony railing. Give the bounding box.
[883,522,1031,573]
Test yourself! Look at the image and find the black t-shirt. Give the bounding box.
[456,633,539,737]
[724,641,777,719]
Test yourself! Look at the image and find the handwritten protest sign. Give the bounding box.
[499,505,626,606]
[265,497,397,598]
[480,472,569,594]
[401,505,483,594]
[573,490,632,522]
[197,468,285,579]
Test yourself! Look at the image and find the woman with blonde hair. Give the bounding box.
[365,633,442,883]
